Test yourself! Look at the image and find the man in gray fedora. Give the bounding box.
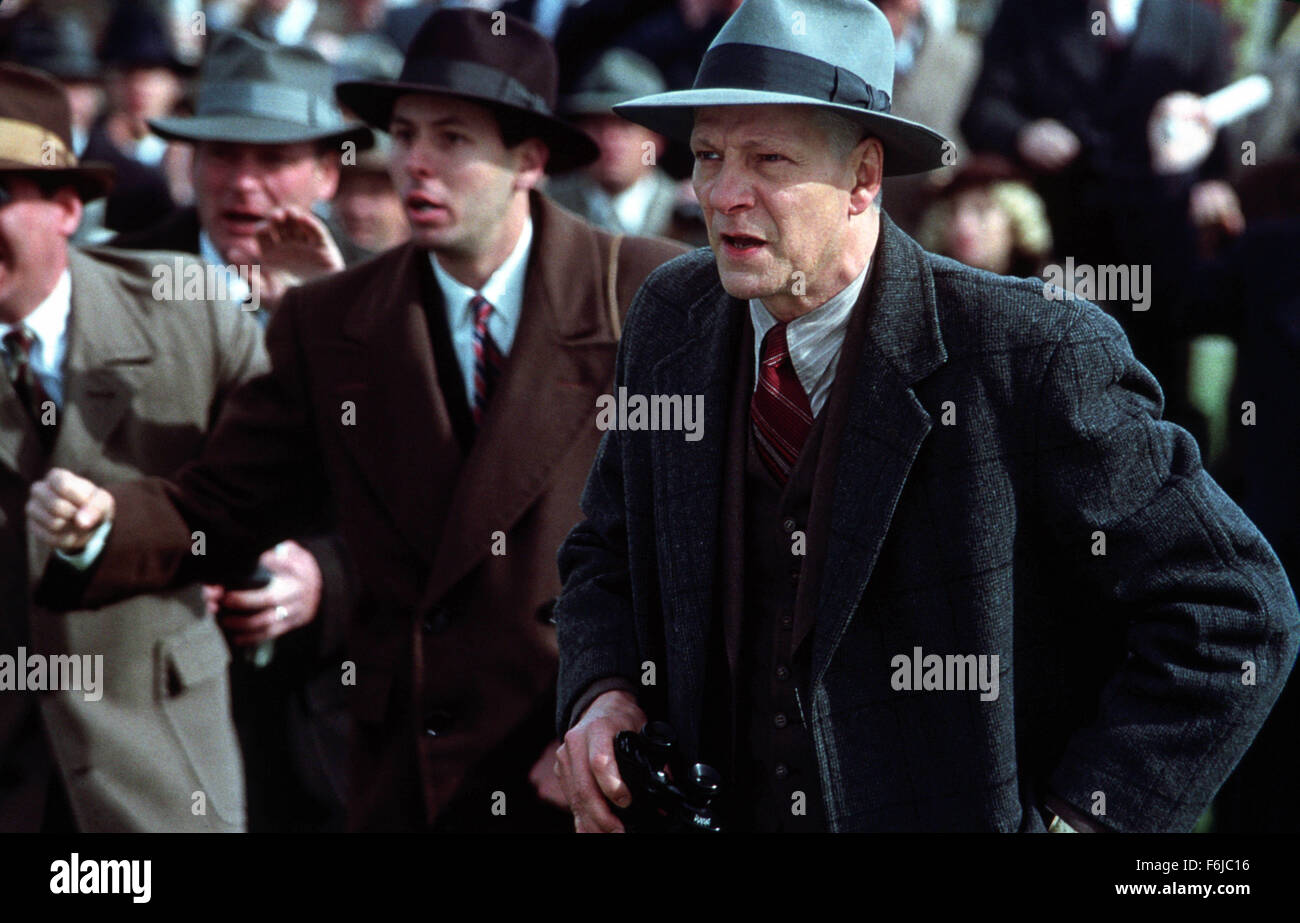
[112,29,374,314]
[553,0,1299,832]
[545,49,683,240]
[110,29,375,832]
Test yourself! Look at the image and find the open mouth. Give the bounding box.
[405,192,449,220]
[720,232,767,255]
[220,209,264,233]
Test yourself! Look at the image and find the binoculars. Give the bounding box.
[613,721,724,833]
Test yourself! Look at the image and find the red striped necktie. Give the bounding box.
[469,294,505,426]
[750,321,812,485]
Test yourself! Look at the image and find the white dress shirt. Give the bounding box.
[199,230,253,307]
[1,269,71,408]
[748,260,870,418]
[428,215,533,406]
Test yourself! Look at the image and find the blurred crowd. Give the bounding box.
[2,0,1297,832]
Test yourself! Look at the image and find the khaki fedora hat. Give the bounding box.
[0,63,114,200]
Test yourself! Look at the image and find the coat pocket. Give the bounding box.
[154,621,245,826]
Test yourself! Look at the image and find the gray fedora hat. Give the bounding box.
[149,30,373,150]
[614,0,949,176]
[561,49,667,117]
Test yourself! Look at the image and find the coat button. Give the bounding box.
[424,708,454,737]
[775,665,790,681]
[773,712,788,729]
[780,615,793,630]
[423,606,451,635]
[781,517,798,534]
[774,762,790,781]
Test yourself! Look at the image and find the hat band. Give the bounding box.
[694,43,891,114]
[198,81,346,131]
[0,117,74,167]
[396,58,549,115]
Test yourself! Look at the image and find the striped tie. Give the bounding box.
[469,294,504,426]
[750,322,812,484]
[3,326,57,451]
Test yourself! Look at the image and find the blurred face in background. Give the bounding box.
[192,140,339,264]
[107,66,183,122]
[61,81,104,141]
[334,167,409,253]
[875,0,924,38]
[945,187,1014,275]
[577,114,661,196]
[345,0,388,30]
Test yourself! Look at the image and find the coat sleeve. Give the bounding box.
[553,296,652,735]
[1031,303,1300,832]
[60,285,327,608]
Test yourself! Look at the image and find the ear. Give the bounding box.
[848,137,885,216]
[52,186,83,238]
[512,138,549,192]
[315,153,341,202]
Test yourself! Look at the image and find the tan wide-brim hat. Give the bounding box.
[0,63,114,200]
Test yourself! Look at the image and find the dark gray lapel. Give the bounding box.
[650,273,747,742]
[809,214,947,684]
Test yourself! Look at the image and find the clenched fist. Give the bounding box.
[26,468,114,552]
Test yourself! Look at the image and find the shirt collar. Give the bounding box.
[199,230,254,307]
[428,214,534,323]
[612,174,659,233]
[749,259,870,383]
[198,230,224,268]
[2,269,71,370]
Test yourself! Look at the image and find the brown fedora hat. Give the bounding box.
[335,8,599,173]
[0,63,114,200]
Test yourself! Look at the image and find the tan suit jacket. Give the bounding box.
[1,246,265,831]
